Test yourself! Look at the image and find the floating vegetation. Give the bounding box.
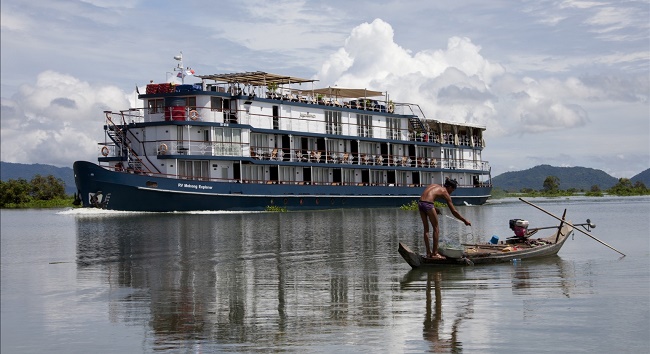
[265,205,288,212]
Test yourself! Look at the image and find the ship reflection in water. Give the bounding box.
[75,209,417,350]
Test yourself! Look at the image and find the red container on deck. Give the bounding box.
[165,106,186,121]
[164,97,187,121]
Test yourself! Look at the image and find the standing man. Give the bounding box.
[418,179,471,259]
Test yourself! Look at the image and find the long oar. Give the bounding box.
[519,198,626,257]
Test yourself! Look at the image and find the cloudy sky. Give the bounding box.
[1,0,648,178]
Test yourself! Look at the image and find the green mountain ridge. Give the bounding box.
[491,164,650,192]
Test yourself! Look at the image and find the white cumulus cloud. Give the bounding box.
[0,71,133,167]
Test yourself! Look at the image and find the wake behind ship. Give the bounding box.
[73,55,492,211]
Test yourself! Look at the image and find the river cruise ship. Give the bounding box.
[74,61,492,211]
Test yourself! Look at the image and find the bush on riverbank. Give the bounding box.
[607,178,649,196]
[0,175,73,208]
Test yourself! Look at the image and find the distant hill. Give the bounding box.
[631,168,650,186]
[0,162,76,195]
[491,164,619,192]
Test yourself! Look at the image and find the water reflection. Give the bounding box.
[398,255,584,352]
[71,205,601,351]
[510,257,577,297]
[74,209,410,350]
[401,268,472,353]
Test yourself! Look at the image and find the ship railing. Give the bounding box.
[261,94,394,113]
[238,178,429,187]
[246,146,490,172]
[153,140,245,156]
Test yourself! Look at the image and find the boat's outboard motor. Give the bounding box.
[509,219,529,238]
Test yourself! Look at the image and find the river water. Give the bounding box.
[1,196,649,353]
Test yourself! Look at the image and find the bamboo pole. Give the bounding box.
[519,198,626,257]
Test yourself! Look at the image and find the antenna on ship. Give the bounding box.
[173,51,184,84]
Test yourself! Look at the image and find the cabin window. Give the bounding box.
[148,99,164,113]
[211,97,223,111]
[177,126,186,151]
[391,144,404,158]
[326,139,339,157]
[357,114,373,138]
[342,169,356,185]
[178,160,209,181]
[325,110,342,135]
[185,96,197,110]
[242,165,265,183]
[273,105,279,130]
[213,127,242,156]
[359,142,378,156]
[280,166,297,184]
[387,117,401,140]
[396,171,408,186]
[250,133,269,154]
[417,146,431,159]
[371,170,385,186]
[312,167,331,184]
[444,148,457,168]
[421,172,435,185]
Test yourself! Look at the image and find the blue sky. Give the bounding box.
[1,0,648,178]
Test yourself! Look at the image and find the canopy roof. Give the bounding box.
[196,71,316,86]
[308,87,383,98]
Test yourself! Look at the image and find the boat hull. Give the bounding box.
[398,222,573,268]
[74,161,492,211]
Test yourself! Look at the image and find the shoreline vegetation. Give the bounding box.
[1,175,76,209]
[1,175,648,210]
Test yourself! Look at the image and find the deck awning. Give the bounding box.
[196,71,316,86]
[309,87,383,98]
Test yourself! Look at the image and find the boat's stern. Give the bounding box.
[398,242,422,268]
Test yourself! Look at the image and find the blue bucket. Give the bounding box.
[490,235,499,244]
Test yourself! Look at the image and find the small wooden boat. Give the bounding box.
[399,217,576,268]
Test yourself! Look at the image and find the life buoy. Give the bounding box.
[159,143,168,155]
[189,110,199,120]
[388,102,395,113]
[101,146,109,156]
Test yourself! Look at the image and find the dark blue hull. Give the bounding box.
[74,161,491,211]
